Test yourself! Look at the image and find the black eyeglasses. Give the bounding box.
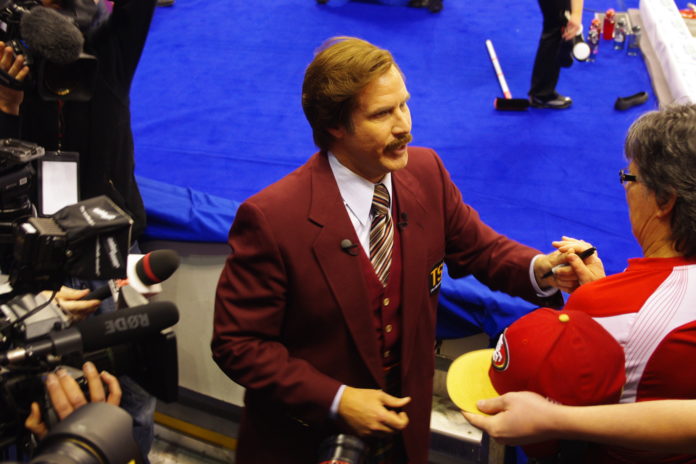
[619,169,638,185]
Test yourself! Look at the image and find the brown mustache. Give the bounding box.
[385,134,413,151]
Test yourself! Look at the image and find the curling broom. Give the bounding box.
[485,39,529,111]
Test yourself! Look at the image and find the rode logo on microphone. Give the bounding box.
[104,313,150,334]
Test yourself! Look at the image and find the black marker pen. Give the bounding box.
[542,246,597,279]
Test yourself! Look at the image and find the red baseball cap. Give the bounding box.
[447,308,626,456]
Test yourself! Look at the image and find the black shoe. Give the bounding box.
[408,0,428,7]
[529,94,573,109]
[614,91,648,111]
[428,0,443,12]
[157,0,174,6]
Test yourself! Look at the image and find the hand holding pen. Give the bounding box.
[542,247,597,279]
[550,236,607,287]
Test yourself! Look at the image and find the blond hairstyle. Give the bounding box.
[302,36,400,151]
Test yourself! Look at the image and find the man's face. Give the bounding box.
[329,65,412,183]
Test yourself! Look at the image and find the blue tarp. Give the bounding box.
[132,0,647,339]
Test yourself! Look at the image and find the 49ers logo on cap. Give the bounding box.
[491,331,510,371]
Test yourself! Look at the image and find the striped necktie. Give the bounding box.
[369,183,393,286]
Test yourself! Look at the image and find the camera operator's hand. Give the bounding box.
[24,362,122,439]
[0,42,29,116]
[42,286,101,322]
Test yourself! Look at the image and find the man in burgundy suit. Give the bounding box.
[212,36,571,464]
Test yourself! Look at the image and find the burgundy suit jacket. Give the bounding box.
[212,147,560,463]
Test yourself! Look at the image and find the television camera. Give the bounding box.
[0,139,180,460]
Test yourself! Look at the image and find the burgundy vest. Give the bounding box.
[357,213,403,371]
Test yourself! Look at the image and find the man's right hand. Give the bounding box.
[0,41,29,115]
[337,386,410,437]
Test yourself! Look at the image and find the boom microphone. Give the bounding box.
[77,301,179,350]
[20,6,84,64]
[0,301,179,365]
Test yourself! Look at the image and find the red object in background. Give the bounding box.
[603,8,616,39]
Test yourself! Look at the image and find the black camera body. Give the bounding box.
[0,139,134,294]
[9,195,134,295]
[0,297,180,460]
[0,139,44,233]
[0,141,178,460]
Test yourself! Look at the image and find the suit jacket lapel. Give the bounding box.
[393,168,429,381]
[308,153,384,386]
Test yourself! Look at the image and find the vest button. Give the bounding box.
[383,297,390,306]
[385,324,393,333]
[383,350,391,358]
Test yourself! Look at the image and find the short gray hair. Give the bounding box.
[624,104,696,257]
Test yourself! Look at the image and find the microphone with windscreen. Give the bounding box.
[20,6,84,65]
[0,3,99,100]
[128,249,181,293]
[80,249,181,301]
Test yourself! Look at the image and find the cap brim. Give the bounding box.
[446,349,499,415]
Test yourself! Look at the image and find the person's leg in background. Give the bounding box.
[407,0,443,13]
[119,375,157,463]
[529,0,573,109]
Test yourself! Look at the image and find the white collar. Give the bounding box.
[328,152,393,227]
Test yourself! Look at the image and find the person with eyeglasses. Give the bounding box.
[466,104,696,464]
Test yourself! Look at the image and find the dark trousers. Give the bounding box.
[366,363,407,464]
[529,0,570,99]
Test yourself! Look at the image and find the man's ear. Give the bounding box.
[327,126,345,140]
